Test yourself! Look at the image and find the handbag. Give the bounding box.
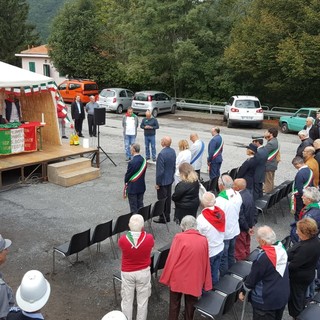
[199,181,207,200]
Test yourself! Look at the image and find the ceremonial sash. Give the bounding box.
[212,139,223,160]
[191,141,205,164]
[123,157,147,198]
[267,147,279,161]
[290,169,313,213]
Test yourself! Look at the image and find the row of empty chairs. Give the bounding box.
[52,197,169,273]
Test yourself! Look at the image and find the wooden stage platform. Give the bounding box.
[0,144,99,188]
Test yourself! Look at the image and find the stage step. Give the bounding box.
[48,158,100,187]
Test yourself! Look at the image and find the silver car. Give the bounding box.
[98,88,134,114]
[131,91,176,117]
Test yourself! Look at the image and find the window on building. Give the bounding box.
[43,64,50,77]
[29,62,35,72]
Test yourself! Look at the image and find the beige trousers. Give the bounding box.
[264,171,275,193]
[121,267,151,320]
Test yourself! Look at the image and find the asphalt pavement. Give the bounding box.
[0,110,300,320]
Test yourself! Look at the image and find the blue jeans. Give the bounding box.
[144,135,156,160]
[210,251,223,286]
[124,135,136,158]
[219,237,236,277]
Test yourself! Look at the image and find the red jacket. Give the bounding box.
[160,229,212,296]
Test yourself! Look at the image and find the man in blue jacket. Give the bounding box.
[207,127,223,179]
[124,143,147,213]
[239,226,289,320]
[154,136,176,223]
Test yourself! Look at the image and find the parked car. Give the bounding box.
[279,107,319,133]
[131,91,176,117]
[223,95,264,128]
[58,79,99,104]
[97,88,134,114]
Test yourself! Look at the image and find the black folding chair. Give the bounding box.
[150,197,169,233]
[228,167,239,180]
[90,220,116,259]
[297,303,320,320]
[194,290,228,319]
[214,274,243,320]
[255,190,278,223]
[153,243,171,279]
[137,204,152,231]
[246,247,262,262]
[227,260,253,280]
[53,229,92,273]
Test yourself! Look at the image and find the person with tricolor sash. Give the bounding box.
[239,226,289,320]
[264,128,280,193]
[291,156,314,221]
[124,144,147,213]
[189,133,205,179]
[207,127,223,180]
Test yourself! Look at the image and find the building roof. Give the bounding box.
[20,45,48,55]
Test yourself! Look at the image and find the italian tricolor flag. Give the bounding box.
[262,242,288,277]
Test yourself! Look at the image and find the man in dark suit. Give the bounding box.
[154,136,176,223]
[296,130,313,157]
[292,156,314,220]
[124,143,147,213]
[252,136,268,200]
[304,117,319,141]
[233,178,257,261]
[207,127,223,179]
[71,95,85,137]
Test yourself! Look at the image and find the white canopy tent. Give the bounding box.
[0,61,54,87]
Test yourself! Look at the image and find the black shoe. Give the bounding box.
[62,136,68,139]
[153,218,166,224]
[79,134,84,138]
[93,135,97,137]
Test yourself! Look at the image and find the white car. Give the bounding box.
[223,95,264,128]
[97,88,134,114]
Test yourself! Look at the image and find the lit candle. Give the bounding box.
[41,113,44,123]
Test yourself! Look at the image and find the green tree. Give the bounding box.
[48,0,116,83]
[223,0,320,106]
[0,0,40,66]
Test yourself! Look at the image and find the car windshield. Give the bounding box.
[134,93,149,101]
[235,100,260,109]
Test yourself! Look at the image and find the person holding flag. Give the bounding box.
[207,127,223,180]
[123,143,147,213]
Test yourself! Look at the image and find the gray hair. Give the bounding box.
[313,139,320,150]
[129,214,144,232]
[131,143,140,153]
[201,192,216,207]
[256,226,277,244]
[306,117,314,123]
[180,215,197,231]
[298,130,308,138]
[292,156,304,166]
[303,187,320,202]
[218,174,234,189]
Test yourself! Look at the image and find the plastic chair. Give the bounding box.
[90,220,116,259]
[53,229,92,273]
[214,274,243,319]
[246,247,262,262]
[137,204,151,222]
[281,235,292,250]
[255,190,279,223]
[150,197,169,233]
[227,260,253,280]
[153,243,171,279]
[228,167,239,180]
[297,303,320,320]
[112,212,133,238]
[193,290,228,319]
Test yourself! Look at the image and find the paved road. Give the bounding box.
[0,110,299,320]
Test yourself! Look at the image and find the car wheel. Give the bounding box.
[256,122,263,129]
[152,108,158,118]
[227,117,233,128]
[281,123,289,133]
[171,105,176,114]
[223,113,227,122]
[116,105,123,114]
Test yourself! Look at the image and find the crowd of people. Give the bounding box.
[3,106,320,320]
[119,113,320,320]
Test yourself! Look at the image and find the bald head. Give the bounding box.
[161,136,172,147]
[233,178,246,191]
[201,192,216,208]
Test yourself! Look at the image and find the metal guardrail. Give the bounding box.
[176,98,298,119]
